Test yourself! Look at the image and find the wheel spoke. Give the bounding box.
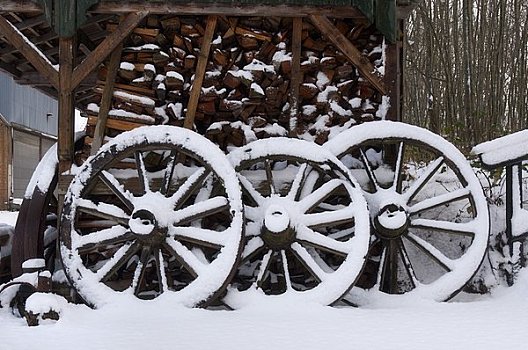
[378,240,398,294]
[408,188,471,215]
[290,242,328,282]
[359,148,380,190]
[160,150,178,195]
[98,241,141,282]
[256,250,274,288]
[98,171,134,212]
[76,225,133,254]
[280,250,293,291]
[265,159,275,194]
[405,233,455,272]
[396,238,419,289]
[132,246,151,296]
[170,196,229,226]
[410,218,475,237]
[287,163,309,201]
[238,174,265,206]
[154,248,168,293]
[298,179,343,213]
[170,226,226,249]
[164,239,207,277]
[296,226,351,257]
[170,167,211,209]
[241,236,265,261]
[302,205,356,229]
[135,151,150,194]
[76,199,129,226]
[391,141,405,193]
[403,156,444,203]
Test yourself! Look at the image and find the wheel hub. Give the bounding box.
[373,204,409,240]
[129,209,166,246]
[261,205,296,250]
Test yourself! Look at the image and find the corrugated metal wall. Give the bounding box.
[0,72,57,136]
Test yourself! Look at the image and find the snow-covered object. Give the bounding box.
[325,121,490,304]
[25,292,68,318]
[471,129,528,167]
[226,138,370,307]
[60,126,244,308]
[21,258,45,270]
[119,62,135,71]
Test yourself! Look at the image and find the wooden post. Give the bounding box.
[184,15,217,130]
[383,19,403,122]
[91,43,123,154]
[58,37,76,182]
[288,17,302,136]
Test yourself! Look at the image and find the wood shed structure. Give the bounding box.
[0,1,419,194]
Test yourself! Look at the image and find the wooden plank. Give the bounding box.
[106,23,159,37]
[58,37,75,178]
[91,43,123,155]
[184,15,217,130]
[71,11,148,91]
[288,17,302,135]
[309,15,387,95]
[91,3,366,19]
[0,14,59,89]
[87,115,146,132]
[0,1,41,13]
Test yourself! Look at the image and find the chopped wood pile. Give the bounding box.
[85,15,388,152]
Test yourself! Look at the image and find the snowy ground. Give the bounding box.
[0,269,526,350]
[1,206,527,349]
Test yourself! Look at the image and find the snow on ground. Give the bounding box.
[0,211,18,226]
[0,275,526,350]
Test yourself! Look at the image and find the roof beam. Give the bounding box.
[91,2,365,18]
[0,14,58,89]
[70,11,148,91]
[0,1,41,13]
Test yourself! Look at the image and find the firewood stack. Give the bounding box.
[84,15,386,152]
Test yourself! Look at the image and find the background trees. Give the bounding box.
[404,0,528,152]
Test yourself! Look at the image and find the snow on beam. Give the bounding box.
[471,129,528,168]
[0,14,58,89]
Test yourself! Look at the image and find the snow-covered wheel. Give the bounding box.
[60,126,243,308]
[325,121,489,304]
[225,138,370,307]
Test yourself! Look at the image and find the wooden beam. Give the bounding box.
[58,37,75,178]
[288,17,303,135]
[71,11,148,92]
[91,43,123,155]
[0,14,59,89]
[309,15,387,95]
[92,2,365,18]
[0,1,41,13]
[184,15,217,130]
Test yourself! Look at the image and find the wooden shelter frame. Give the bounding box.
[0,0,416,200]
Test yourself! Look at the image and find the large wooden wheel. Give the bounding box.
[325,121,490,303]
[60,126,243,307]
[225,138,370,307]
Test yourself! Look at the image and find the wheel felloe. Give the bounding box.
[60,126,243,308]
[325,121,490,303]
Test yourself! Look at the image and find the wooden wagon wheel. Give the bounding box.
[225,138,370,307]
[10,135,86,278]
[60,126,243,307]
[325,121,490,304]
